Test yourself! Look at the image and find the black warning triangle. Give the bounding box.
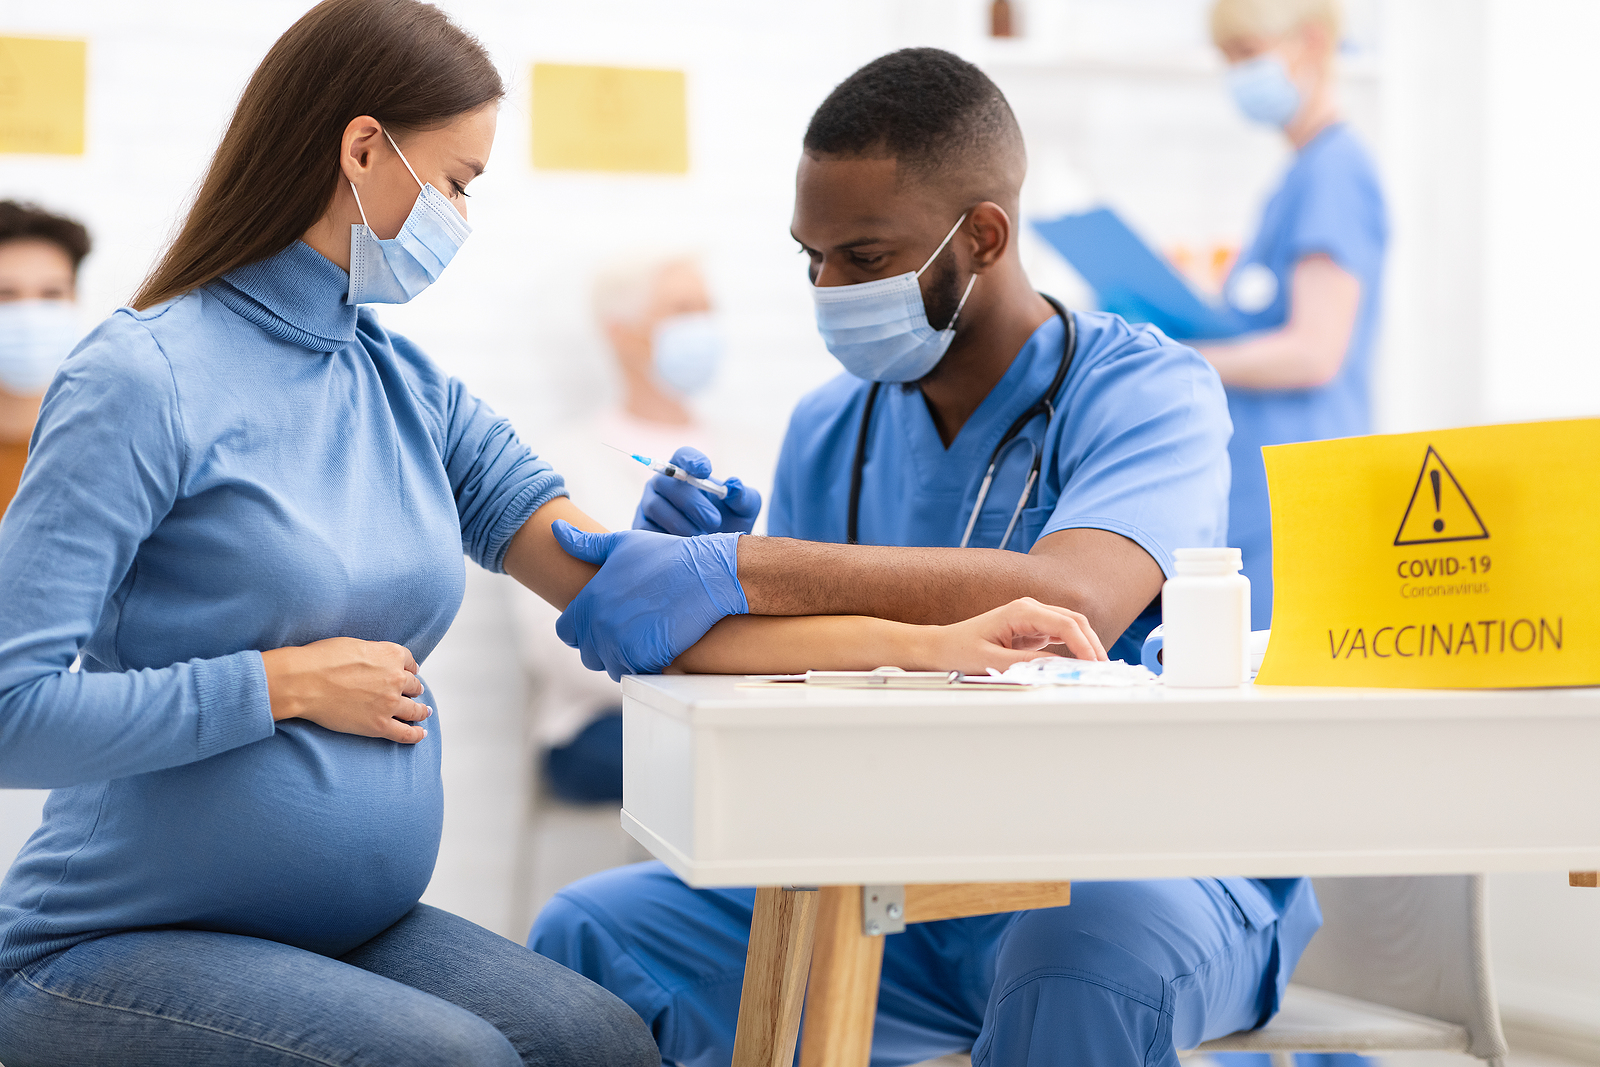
[1393,446,1489,546]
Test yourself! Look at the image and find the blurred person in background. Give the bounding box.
[1195,0,1387,629]
[0,201,90,516]
[512,250,760,804]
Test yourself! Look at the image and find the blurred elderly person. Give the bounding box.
[513,250,742,803]
[0,202,90,515]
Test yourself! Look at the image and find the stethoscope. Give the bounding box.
[847,294,1078,549]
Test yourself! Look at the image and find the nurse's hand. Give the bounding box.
[552,520,748,680]
[931,597,1108,671]
[634,446,762,536]
[261,637,432,744]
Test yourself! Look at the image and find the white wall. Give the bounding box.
[1481,0,1600,423]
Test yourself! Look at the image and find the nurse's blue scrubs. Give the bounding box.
[773,309,1227,663]
[531,310,1325,1066]
[1220,122,1388,627]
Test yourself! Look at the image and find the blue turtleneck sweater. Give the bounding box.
[0,241,564,971]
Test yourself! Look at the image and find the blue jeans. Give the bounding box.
[0,903,658,1067]
[530,862,1282,1067]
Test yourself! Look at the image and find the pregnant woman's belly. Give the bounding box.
[16,704,444,959]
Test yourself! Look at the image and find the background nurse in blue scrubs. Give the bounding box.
[1196,0,1388,628]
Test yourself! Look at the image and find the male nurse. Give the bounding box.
[1197,0,1388,627]
[533,48,1323,1067]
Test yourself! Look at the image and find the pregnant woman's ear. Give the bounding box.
[261,638,432,744]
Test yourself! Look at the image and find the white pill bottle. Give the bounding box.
[1161,547,1251,687]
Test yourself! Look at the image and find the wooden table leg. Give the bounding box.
[732,887,820,1067]
[799,886,884,1067]
[1572,871,1599,887]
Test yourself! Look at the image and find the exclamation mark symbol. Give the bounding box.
[1430,469,1444,533]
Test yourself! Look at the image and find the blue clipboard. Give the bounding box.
[1032,208,1247,340]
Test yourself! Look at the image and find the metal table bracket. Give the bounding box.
[862,885,905,936]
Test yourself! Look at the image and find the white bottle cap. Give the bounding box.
[1174,547,1244,574]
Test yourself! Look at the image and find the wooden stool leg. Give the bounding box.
[733,887,820,1067]
[799,886,884,1067]
[1571,871,1599,887]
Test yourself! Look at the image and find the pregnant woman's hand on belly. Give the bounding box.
[261,638,432,743]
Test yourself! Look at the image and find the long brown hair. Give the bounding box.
[132,0,503,310]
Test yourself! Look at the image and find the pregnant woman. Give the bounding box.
[0,2,1100,1064]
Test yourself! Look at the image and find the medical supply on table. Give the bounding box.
[1160,547,1251,688]
[1032,209,1246,340]
[994,656,1158,686]
[1141,625,1271,679]
[0,300,80,392]
[848,296,1077,547]
[811,212,977,383]
[748,660,1157,689]
[750,667,976,688]
[346,128,471,305]
[607,442,729,499]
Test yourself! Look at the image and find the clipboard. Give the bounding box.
[743,667,1028,689]
[1032,208,1247,340]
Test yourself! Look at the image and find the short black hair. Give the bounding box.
[803,48,1023,182]
[0,201,92,272]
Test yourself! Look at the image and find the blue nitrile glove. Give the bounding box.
[633,446,763,536]
[553,520,748,680]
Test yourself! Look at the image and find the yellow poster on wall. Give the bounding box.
[1254,417,1600,689]
[531,63,687,174]
[0,36,86,156]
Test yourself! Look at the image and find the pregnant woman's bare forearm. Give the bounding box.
[503,497,608,610]
[671,597,1106,675]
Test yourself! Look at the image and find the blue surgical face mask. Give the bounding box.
[346,128,472,305]
[0,299,80,393]
[651,311,722,395]
[1227,55,1302,128]
[811,213,977,383]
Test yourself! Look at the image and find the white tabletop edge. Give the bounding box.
[621,674,1600,725]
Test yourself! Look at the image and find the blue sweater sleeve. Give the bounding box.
[441,378,567,573]
[0,316,274,789]
[374,322,567,573]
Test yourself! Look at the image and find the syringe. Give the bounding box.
[606,443,729,499]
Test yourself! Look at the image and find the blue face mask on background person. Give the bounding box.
[811,213,978,382]
[346,128,472,305]
[1227,54,1302,127]
[651,311,722,395]
[0,300,80,393]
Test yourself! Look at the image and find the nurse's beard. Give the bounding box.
[920,258,966,332]
[906,259,969,389]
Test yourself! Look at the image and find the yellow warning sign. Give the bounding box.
[1254,417,1600,689]
[1393,446,1488,546]
[0,36,87,156]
